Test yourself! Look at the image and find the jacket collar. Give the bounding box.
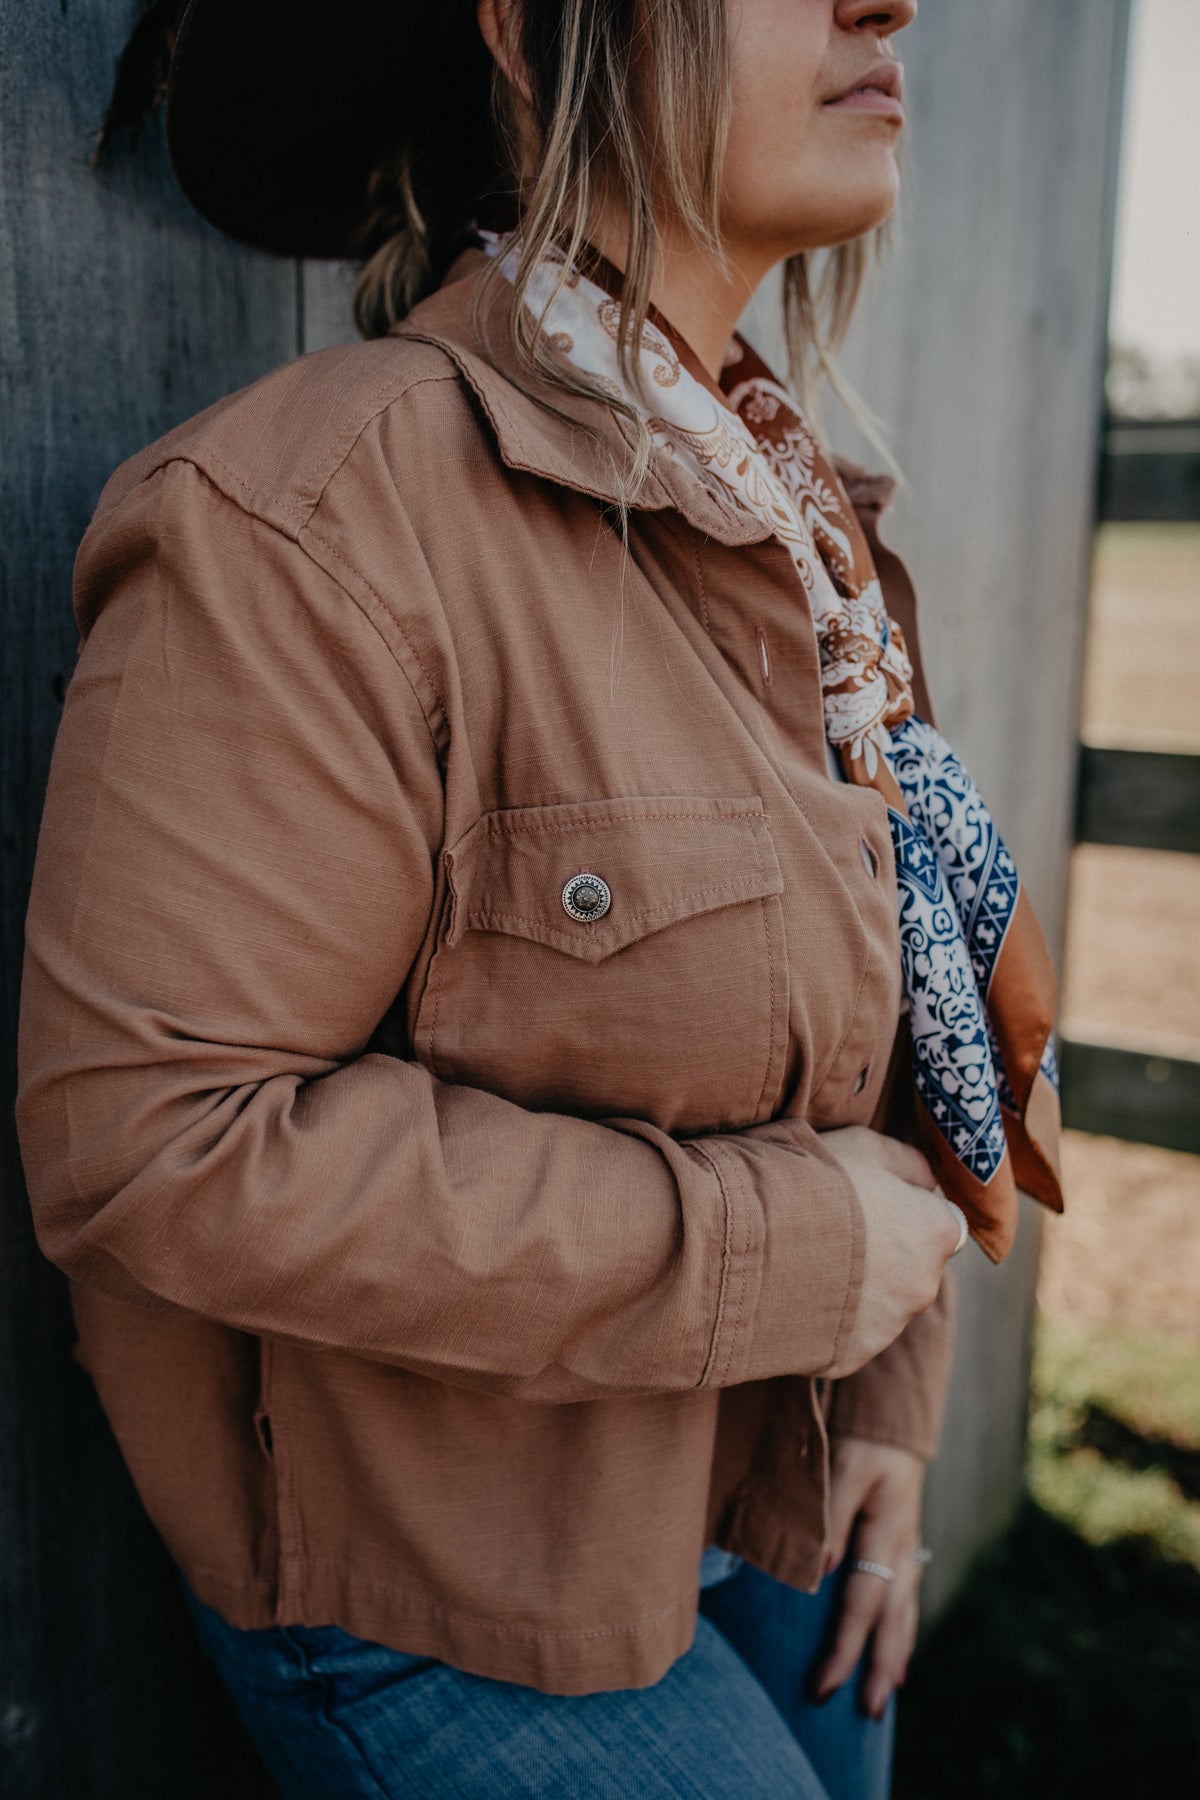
[390,246,898,547]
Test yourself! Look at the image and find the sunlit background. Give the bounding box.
[1041,0,1200,1413]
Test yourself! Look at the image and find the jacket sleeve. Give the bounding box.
[822,1003,958,1461]
[17,458,870,1405]
[824,1269,957,1460]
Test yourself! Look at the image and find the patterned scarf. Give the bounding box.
[476,228,1065,1261]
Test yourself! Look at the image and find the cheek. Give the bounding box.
[726,0,827,169]
[722,98,901,247]
[722,51,823,226]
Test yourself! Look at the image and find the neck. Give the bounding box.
[580,213,775,382]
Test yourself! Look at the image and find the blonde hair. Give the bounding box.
[353,0,896,521]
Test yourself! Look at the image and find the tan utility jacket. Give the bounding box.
[17,246,955,1695]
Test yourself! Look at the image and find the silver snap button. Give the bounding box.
[859,833,879,879]
[562,872,611,922]
[852,1062,871,1095]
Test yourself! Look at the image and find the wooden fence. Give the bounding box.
[0,2,1130,1793]
[1059,417,1200,1159]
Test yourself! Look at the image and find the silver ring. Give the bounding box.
[847,1558,896,1582]
[913,1546,934,1568]
[940,1196,969,1255]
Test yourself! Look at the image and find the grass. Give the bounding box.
[892,1314,1200,1797]
[1029,1316,1200,1568]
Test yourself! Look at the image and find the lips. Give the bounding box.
[823,58,905,117]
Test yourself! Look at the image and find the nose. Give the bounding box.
[835,0,917,37]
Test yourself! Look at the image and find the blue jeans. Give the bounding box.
[180,1559,894,1799]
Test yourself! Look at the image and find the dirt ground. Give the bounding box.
[1077,522,1200,751]
[1038,1131,1200,1342]
[1036,523,1200,1341]
[1059,842,1200,1052]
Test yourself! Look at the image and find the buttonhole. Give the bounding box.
[756,626,773,688]
[859,832,879,879]
[852,1063,871,1096]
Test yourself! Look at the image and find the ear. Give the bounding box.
[476,0,533,105]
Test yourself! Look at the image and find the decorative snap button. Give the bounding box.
[562,872,612,922]
[852,1062,871,1095]
[859,833,879,879]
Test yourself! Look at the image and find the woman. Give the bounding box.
[17,0,1066,1795]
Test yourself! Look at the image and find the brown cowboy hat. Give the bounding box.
[157,0,500,259]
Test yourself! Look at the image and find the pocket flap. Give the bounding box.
[443,795,784,964]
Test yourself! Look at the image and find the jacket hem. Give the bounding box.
[180,1555,703,1697]
[719,1494,827,1595]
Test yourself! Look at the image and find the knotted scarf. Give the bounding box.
[477,228,1065,1261]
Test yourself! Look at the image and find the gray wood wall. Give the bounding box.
[1,1,1128,1792]
[1,3,296,1793]
[843,0,1129,1618]
[744,0,1131,1616]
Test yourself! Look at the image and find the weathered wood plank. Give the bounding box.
[838,0,1132,1622]
[745,0,1132,1620]
[1060,1038,1200,1155]
[1,3,297,1792]
[301,260,361,353]
[1075,745,1200,854]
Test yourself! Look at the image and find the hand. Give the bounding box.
[817,1126,960,1379]
[811,1435,928,1719]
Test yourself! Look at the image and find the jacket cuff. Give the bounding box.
[684,1121,866,1387]
[825,1266,958,1461]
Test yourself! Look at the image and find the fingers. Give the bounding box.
[832,1125,937,1192]
[880,1135,938,1191]
[861,1576,920,1719]
[811,1567,888,1703]
[822,1459,865,1579]
[813,1559,922,1716]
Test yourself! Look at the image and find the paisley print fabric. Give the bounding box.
[476,227,1064,1260]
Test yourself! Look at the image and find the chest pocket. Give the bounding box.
[417,794,790,1135]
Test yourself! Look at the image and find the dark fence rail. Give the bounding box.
[1074,745,1200,856]
[1098,419,1200,523]
[1061,428,1199,1157]
[1060,1040,1200,1157]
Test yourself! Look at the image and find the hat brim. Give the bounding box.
[165,0,446,260]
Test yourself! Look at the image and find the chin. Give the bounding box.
[727,162,899,260]
[790,174,899,253]
[817,202,896,249]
